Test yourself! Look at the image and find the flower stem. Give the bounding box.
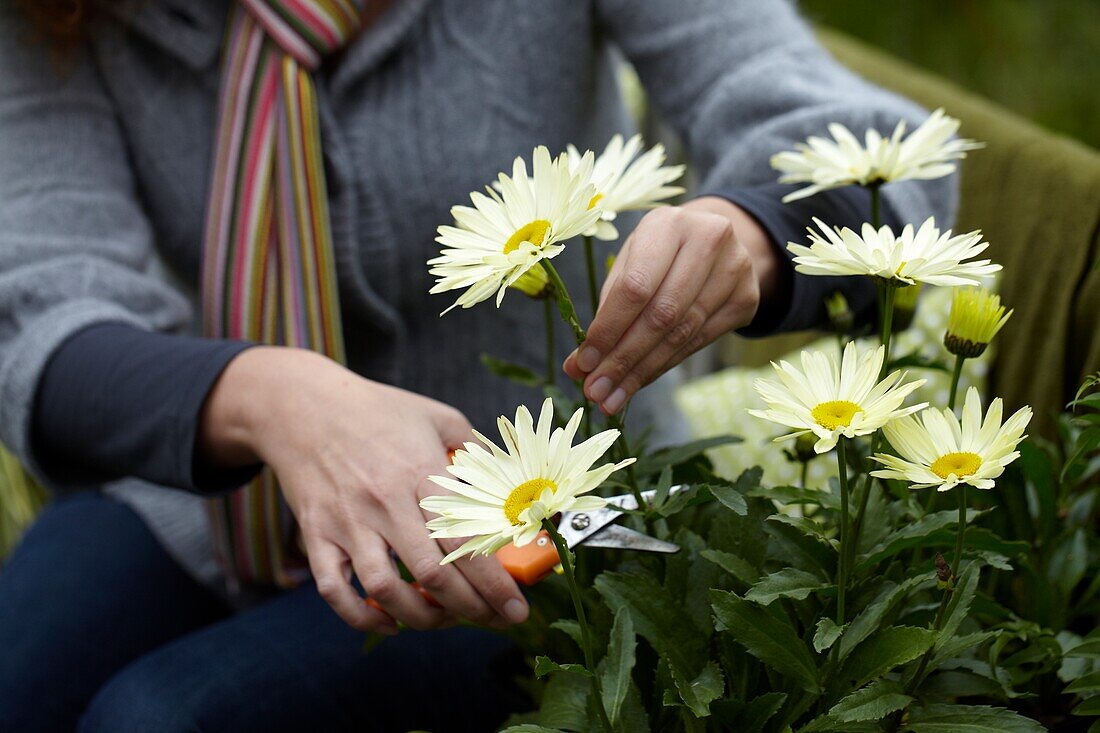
[583,235,600,319]
[948,353,965,412]
[542,260,587,345]
[870,184,882,229]
[607,412,645,511]
[877,282,897,381]
[846,433,880,574]
[544,297,556,387]
[835,438,851,625]
[543,519,613,733]
[905,488,969,695]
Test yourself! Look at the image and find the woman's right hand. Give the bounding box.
[198,346,530,635]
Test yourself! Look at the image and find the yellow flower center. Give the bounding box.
[930,452,983,480]
[811,400,863,431]
[503,219,552,255]
[504,478,557,526]
[587,193,605,210]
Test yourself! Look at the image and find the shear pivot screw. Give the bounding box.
[570,514,591,531]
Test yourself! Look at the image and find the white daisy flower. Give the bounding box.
[788,217,1001,287]
[566,134,685,241]
[872,387,1031,491]
[770,108,984,202]
[748,343,927,454]
[429,146,602,313]
[420,398,635,564]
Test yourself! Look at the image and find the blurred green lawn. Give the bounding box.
[800,0,1100,150]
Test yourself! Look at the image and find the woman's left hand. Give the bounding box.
[563,196,787,415]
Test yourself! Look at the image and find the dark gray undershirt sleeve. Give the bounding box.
[31,323,261,493]
[704,182,901,337]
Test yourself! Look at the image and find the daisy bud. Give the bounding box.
[825,291,854,334]
[892,283,922,332]
[509,264,552,300]
[944,287,1013,359]
[935,552,954,590]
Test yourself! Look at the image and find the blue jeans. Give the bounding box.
[0,492,525,732]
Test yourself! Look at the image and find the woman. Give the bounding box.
[0,0,954,730]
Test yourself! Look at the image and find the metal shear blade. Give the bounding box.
[557,485,687,554]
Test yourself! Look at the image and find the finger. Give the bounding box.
[434,532,529,627]
[597,272,738,411]
[568,214,680,380]
[657,280,762,380]
[386,493,504,627]
[352,530,452,631]
[582,237,719,412]
[306,535,397,634]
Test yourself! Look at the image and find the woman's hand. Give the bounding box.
[199,347,530,635]
[563,196,787,414]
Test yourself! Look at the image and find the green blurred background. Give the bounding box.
[800,0,1100,150]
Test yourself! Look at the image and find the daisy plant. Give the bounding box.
[750,342,926,622]
[421,398,633,733]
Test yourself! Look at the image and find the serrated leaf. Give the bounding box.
[598,610,636,726]
[535,656,592,679]
[839,575,931,662]
[1048,529,1089,596]
[709,482,749,516]
[538,672,589,732]
[828,679,913,723]
[701,549,760,586]
[745,568,827,605]
[711,590,821,693]
[814,617,845,653]
[839,626,936,689]
[930,631,998,669]
[903,703,1046,732]
[749,484,840,511]
[936,563,979,645]
[668,661,725,719]
[595,571,714,717]
[500,726,563,733]
[480,354,543,387]
[858,509,985,569]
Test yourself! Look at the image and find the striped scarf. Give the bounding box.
[201,0,365,588]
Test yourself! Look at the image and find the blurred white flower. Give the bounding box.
[771,108,983,202]
[788,217,1000,287]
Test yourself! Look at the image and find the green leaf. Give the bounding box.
[500,726,563,733]
[814,618,845,653]
[711,590,821,693]
[749,483,840,511]
[1074,696,1100,716]
[701,549,760,586]
[858,509,984,570]
[535,656,592,679]
[668,661,725,720]
[480,353,543,387]
[937,564,979,645]
[551,619,582,648]
[828,679,913,723]
[709,482,749,516]
[633,436,743,476]
[598,610,636,726]
[768,514,837,548]
[930,631,998,670]
[839,626,936,689]
[712,693,787,733]
[1048,529,1089,595]
[1066,670,1100,694]
[745,568,828,605]
[1067,639,1100,658]
[903,704,1046,732]
[838,575,932,662]
[538,672,589,732]
[595,571,714,717]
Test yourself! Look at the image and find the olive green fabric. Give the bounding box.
[724,29,1100,438]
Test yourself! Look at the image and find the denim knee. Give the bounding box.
[79,665,205,733]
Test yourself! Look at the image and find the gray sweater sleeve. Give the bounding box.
[595,0,958,233]
[0,6,193,484]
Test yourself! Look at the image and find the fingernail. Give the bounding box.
[588,376,613,402]
[577,345,601,372]
[504,598,529,624]
[604,388,628,414]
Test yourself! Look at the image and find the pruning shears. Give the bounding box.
[367,486,685,616]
